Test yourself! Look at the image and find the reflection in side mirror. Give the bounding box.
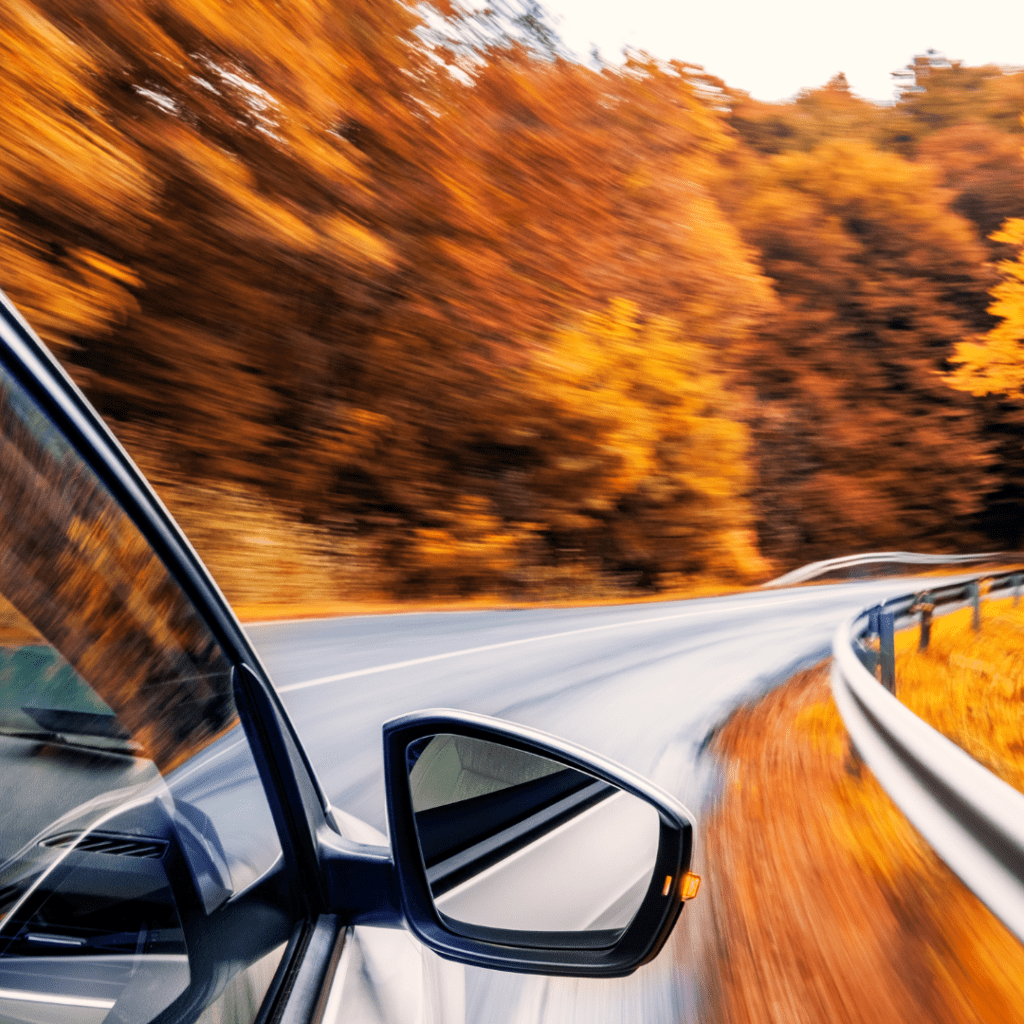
[406,734,661,945]
[384,709,696,977]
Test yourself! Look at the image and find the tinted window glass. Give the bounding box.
[0,360,283,1023]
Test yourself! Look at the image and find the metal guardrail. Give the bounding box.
[764,550,1004,588]
[831,569,1024,943]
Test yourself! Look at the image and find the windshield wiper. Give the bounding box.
[20,706,130,740]
[0,706,139,756]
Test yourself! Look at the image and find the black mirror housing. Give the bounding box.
[382,709,695,978]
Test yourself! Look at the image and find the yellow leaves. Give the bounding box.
[0,3,153,220]
[165,128,323,246]
[895,600,1024,795]
[522,298,761,582]
[948,218,1024,397]
[947,336,1024,397]
[408,497,541,592]
[0,234,141,353]
[74,250,141,289]
[773,146,879,222]
[991,218,1024,249]
[535,300,670,495]
[750,140,981,263]
[52,250,142,335]
[322,215,396,270]
[153,121,390,266]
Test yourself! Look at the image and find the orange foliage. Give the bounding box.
[722,138,996,563]
[948,218,1024,401]
[0,1,782,599]
[2,4,1024,604]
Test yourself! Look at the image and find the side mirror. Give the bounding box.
[383,710,697,977]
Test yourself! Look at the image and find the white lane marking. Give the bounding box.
[276,591,843,693]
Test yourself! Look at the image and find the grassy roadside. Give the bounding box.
[238,564,1024,623]
[230,580,756,623]
[893,596,1024,792]
[705,662,1024,1024]
[230,568,1018,621]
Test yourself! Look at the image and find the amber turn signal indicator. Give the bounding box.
[680,872,701,900]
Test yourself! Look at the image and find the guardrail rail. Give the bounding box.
[765,550,1004,588]
[831,569,1024,943]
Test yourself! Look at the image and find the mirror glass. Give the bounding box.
[406,734,661,944]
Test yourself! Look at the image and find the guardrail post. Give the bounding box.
[879,611,896,692]
[970,581,981,631]
[918,602,934,651]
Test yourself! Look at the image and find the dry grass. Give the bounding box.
[231,578,756,622]
[894,595,1024,793]
[706,662,1024,1024]
[236,569,1024,622]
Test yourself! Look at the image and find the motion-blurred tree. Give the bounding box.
[728,75,887,156]
[724,141,995,563]
[519,299,767,586]
[321,48,773,592]
[948,219,1024,398]
[7,0,1022,600]
[916,124,1024,260]
[0,0,425,498]
[886,51,1024,154]
[0,0,777,598]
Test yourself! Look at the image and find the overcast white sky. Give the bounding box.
[543,0,1024,103]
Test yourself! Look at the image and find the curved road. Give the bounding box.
[247,577,953,1024]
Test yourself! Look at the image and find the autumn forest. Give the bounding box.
[2,0,1024,607]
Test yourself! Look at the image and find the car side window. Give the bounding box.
[0,359,284,1023]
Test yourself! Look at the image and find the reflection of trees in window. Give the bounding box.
[0,594,41,645]
[0,381,235,772]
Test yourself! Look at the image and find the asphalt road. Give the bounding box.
[247,576,951,1024]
